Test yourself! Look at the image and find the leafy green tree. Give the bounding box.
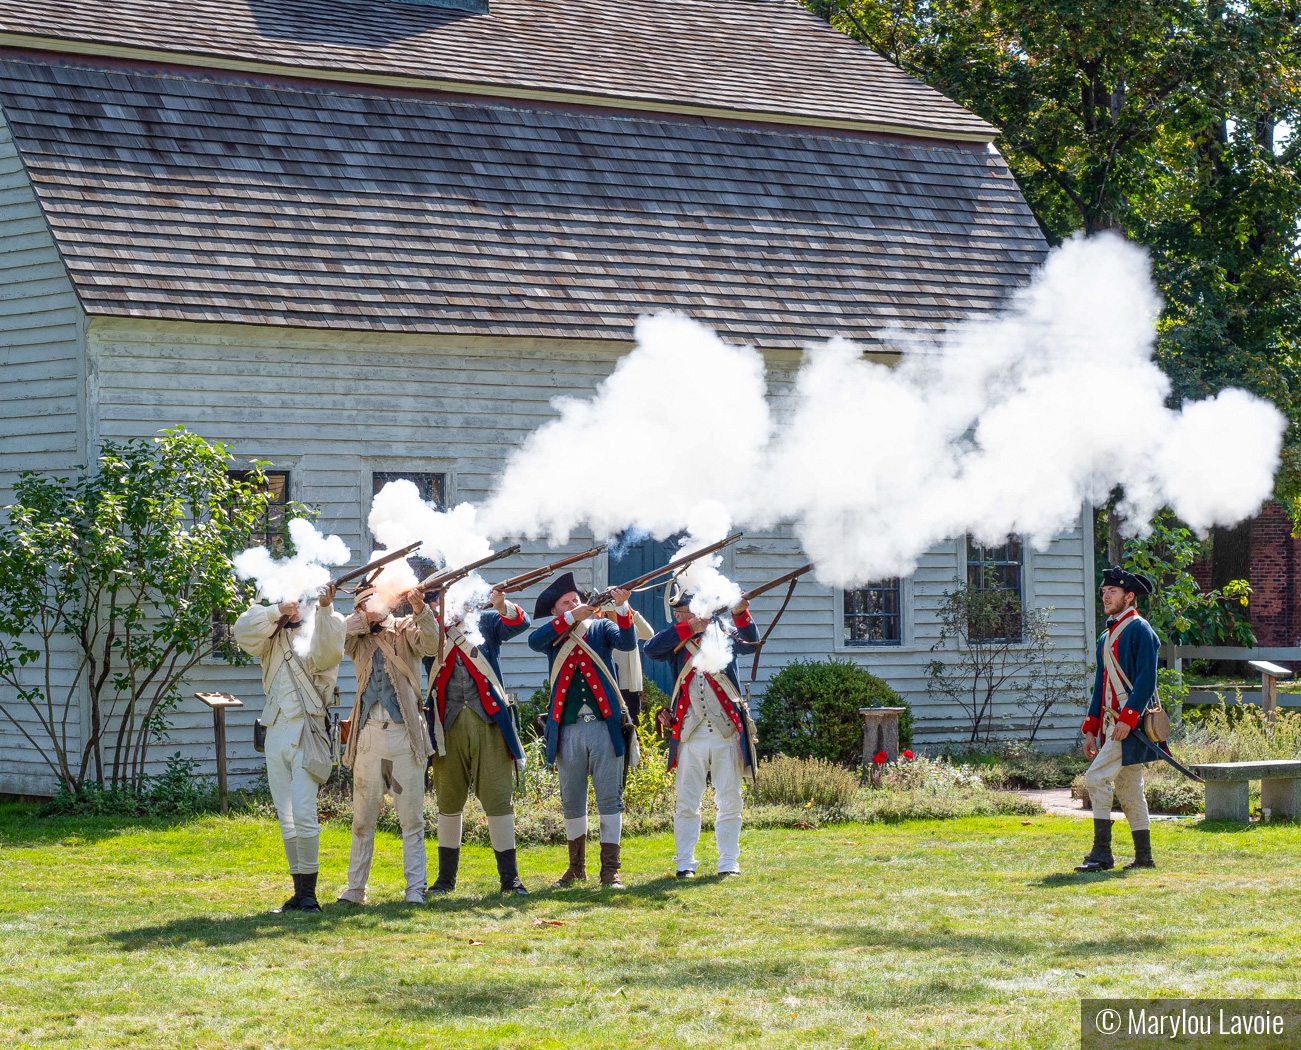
[1121,510,1255,643]
[0,429,307,791]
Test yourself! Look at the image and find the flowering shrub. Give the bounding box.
[875,754,988,795]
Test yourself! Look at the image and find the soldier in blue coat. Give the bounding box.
[647,582,760,877]
[1077,566,1161,872]
[527,571,636,888]
[422,586,531,896]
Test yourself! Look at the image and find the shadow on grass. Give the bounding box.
[102,876,690,951]
[0,808,232,847]
[828,922,1163,959]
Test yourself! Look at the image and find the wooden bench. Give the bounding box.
[1190,760,1301,822]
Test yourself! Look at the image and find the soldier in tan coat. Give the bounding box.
[234,587,346,913]
[337,585,441,904]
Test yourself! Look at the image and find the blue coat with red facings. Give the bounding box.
[645,611,760,772]
[528,611,637,765]
[1081,609,1162,767]
[423,603,532,761]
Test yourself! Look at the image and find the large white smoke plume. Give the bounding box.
[234,518,351,654]
[368,479,496,640]
[672,534,746,673]
[480,235,1286,588]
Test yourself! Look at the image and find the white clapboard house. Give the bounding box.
[0,0,1093,795]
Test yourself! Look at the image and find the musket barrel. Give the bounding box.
[417,544,522,591]
[330,540,422,589]
[742,563,815,602]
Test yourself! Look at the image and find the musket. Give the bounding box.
[489,544,608,596]
[330,541,423,590]
[673,563,816,654]
[551,532,743,643]
[272,541,423,632]
[417,544,523,595]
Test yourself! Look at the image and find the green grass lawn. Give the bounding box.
[2,803,1299,1049]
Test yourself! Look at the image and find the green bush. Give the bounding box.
[758,658,911,765]
[41,753,219,818]
[950,742,1089,789]
[749,755,860,808]
[519,681,552,741]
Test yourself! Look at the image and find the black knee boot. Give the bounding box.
[297,872,321,912]
[430,847,460,894]
[273,872,304,913]
[1075,819,1115,872]
[1125,828,1154,869]
[495,848,529,895]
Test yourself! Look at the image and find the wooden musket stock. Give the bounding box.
[490,544,608,595]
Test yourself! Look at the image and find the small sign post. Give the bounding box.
[194,692,244,813]
[1248,660,1293,723]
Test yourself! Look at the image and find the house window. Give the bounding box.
[373,471,444,510]
[228,470,291,552]
[966,536,1024,641]
[843,579,902,646]
[215,470,290,651]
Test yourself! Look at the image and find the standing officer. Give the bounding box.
[528,572,636,888]
[424,586,532,896]
[338,585,440,904]
[234,586,346,913]
[1077,566,1160,872]
[646,582,759,878]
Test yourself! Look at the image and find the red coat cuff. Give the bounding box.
[1081,716,1100,735]
[500,602,525,626]
[733,609,753,628]
[616,609,633,630]
[551,614,568,632]
[1117,707,1141,729]
[674,620,694,641]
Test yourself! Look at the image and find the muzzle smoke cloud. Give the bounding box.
[480,235,1286,588]
[368,479,496,640]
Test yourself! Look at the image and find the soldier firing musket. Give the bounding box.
[329,541,423,592]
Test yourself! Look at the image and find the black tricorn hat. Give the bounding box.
[535,571,580,620]
[1100,566,1154,596]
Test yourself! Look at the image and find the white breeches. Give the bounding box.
[674,731,744,873]
[1085,734,1150,831]
[265,715,320,874]
[341,720,427,901]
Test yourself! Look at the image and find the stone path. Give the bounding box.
[1017,787,1194,822]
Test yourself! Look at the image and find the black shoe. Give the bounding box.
[495,848,529,895]
[273,872,304,913]
[297,872,321,913]
[676,869,696,879]
[1075,818,1115,872]
[718,869,741,877]
[1124,829,1155,869]
[430,846,460,894]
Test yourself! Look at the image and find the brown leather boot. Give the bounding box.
[599,841,624,889]
[555,835,587,887]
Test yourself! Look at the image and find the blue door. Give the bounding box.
[607,534,680,695]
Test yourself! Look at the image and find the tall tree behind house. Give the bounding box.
[811,0,1301,526]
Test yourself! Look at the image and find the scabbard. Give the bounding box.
[1130,726,1204,782]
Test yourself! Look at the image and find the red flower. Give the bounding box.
[902,749,915,760]
[873,750,887,765]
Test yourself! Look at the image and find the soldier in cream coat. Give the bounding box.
[337,585,441,904]
[234,587,347,913]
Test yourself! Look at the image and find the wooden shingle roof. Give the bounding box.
[0,0,997,141]
[0,56,1045,346]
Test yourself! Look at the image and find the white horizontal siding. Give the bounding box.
[74,318,1093,787]
[0,109,85,794]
